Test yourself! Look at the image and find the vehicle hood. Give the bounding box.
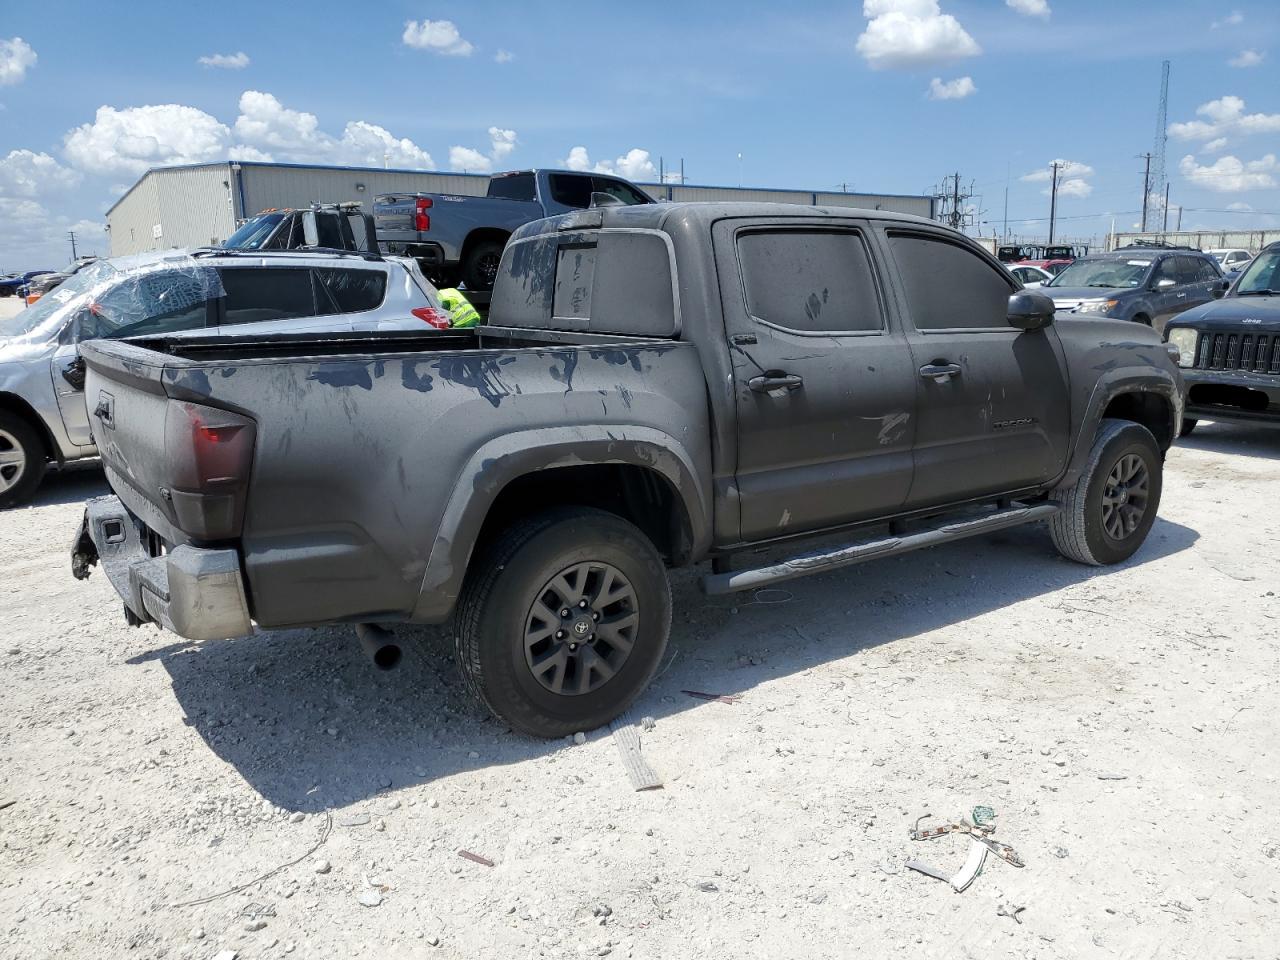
[1044,286,1133,309]
[1170,293,1280,333]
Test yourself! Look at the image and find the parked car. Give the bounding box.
[0,249,447,507]
[375,168,654,290]
[1007,263,1053,287]
[1043,247,1228,333]
[71,202,1182,737]
[0,270,56,298]
[1165,241,1280,435]
[223,203,379,254]
[1020,244,1082,276]
[1206,248,1253,278]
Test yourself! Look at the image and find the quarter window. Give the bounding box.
[315,268,387,314]
[737,229,883,333]
[887,233,1014,330]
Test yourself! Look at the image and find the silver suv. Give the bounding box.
[0,249,445,507]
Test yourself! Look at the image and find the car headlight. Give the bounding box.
[1168,328,1197,367]
[1075,298,1120,315]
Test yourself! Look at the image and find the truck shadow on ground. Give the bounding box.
[136,516,1198,811]
[1177,422,1280,460]
[31,465,108,507]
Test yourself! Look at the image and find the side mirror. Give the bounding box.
[1154,277,1177,291]
[1213,279,1229,299]
[1007,291,1055,331]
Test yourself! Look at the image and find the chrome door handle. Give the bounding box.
[1176,293,1187,299]
[919,362,961,382]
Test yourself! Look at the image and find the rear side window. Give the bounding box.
[888,233,1014,330]
[82,268,218,339]
[548,174,594,209]
[737,229,882,333]
[1153,258,1180,285]
[591,178,651,206]
[316,268,387,314]
[219,267,316,325]
[488,173,536,201]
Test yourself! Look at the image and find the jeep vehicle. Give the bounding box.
[375,168,653,291]
[71,203,1183,737]
[0,249,446,507]
[1044,247,1228,333]
[1166,240,1280,435]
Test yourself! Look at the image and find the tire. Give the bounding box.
[1133,314,1152,327]
[0,411,46,509]
[1180,418,1198,437]
[454,507,672,738]
[461,239,505,292]
[1049,418,1162,566]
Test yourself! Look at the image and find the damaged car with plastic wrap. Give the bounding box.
[71,202,1184,737]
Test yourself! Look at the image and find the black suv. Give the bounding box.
[1042,245,1228,334]
[1165,241,1280,435]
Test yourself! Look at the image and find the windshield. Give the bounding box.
[224,213,285,250]
[0,261,119,339]
[1048,258,1150,289]
[1234,249,1280,295]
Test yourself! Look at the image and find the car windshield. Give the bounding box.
[1047,258,1150,289]
[0,261,120,339]
[224,213,285,250]
[1233,249,1280,295]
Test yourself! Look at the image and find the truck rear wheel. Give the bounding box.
[454,507,671,738]
[0,411,45,509]
[461,239,504,292]
[1048,418,1162,566]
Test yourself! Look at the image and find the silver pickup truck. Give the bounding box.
[375,168,653,290]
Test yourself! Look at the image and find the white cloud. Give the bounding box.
[494,49,515,64]
[1202,137,1229,153]
[1211,11,1244,28]
[448,127,518,173]
[1006,0,1050,18]
[1169,95,1280,141]
[0,36,36,86]
[334,121,434,169]
[1020,158,1093,183]
[198,52,250,69]
[227,143,274,162]
[1057,178,1092,198]
[0,149,82,197]
[856,0,981,70]
[233,91,325,152]
[927,76,976,100]
[64,104,232,176]
[402,19,474,56]
[1227,201,1253,212]
[0,197,46,222]
[1229,49,1265,68]
[1179,153,1278,192]
[563,146,598,173]
[562,146,657,180]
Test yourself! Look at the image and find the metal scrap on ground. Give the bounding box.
[609,710,663,791]
[458,850,495,868]
[905,807,1024,892]
[681,690,742,704]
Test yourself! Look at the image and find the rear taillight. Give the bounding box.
[164,401,257,541]
[412,307,452,329]
[414,197,432,232]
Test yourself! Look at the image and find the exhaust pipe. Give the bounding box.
[356,623,402,671]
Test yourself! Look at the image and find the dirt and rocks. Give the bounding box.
[1,427,1278,959]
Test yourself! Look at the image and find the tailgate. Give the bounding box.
[374,195,425,234]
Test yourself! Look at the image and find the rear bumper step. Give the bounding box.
[701,501,1061,595]
[72,495,253,642]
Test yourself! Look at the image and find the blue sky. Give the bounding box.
[1,0,1278,268]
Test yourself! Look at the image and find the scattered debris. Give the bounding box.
[289,812,305,823]
[313,859,332,875]
[238,903,276,921]
[681,690,742,704]
[337,813,371,827]
[641,716,656,731]
[610,710,663,791]
[906,807,1024,892]
[358,890,383,908]
[573,732,587,746]
[1096,773,1128,781]
[1051,846,1069,859]
[907,837,989,893]
[458,850,495,868]
[0,799,14,812]
[997,903,1026,924]
[244,919,268,932]
[695,881,719,892]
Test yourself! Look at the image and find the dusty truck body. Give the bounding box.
[73,202,1183,737]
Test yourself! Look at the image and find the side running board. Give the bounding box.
[701,502,1061,595]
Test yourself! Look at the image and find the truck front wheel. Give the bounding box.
[1048,418,1162,566]
[455,507,672,738]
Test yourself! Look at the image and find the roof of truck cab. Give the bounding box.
[609,201,942,229]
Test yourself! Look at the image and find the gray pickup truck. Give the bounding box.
[374,168,653,290]
[71,202,1183,737]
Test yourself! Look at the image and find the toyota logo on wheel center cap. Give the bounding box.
[572,619,591,637]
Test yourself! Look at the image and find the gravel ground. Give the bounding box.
[2,426,1278,960]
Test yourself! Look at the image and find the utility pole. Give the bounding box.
[1138,152,1153,232]
[68,231,78,261]
[1048,161,1061,244]
[1162,182,1171,233]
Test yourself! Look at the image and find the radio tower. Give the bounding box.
[1151,60,1170,226]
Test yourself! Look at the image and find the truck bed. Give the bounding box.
[79,328,710,629]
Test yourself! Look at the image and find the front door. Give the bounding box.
[49,336,93,446]
[714,219,919,542]
[876,228,1072,508]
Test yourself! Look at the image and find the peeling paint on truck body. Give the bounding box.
[78,201,1181,637]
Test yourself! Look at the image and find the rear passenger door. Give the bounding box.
[877,228,1071,508]
[714,219,919,541]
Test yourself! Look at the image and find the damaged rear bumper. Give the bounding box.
[71,495,252,642]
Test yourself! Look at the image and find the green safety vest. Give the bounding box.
[438,288,480,328]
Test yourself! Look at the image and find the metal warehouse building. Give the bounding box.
[104,160,936,256]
